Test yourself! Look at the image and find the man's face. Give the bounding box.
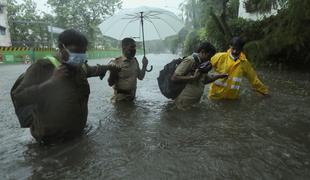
[123,42,136,59]
[200,51,213,62]
[231,46,242,58]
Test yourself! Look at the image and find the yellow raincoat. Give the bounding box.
[208,49,268,100]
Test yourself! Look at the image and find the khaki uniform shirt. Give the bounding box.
[108,56,143,102]
[174,55,209,110]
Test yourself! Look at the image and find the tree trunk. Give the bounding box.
[210,0,232,45]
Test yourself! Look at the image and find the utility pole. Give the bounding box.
[49,24,54,48]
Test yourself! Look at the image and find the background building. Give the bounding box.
[238,0,278,20]
[0,0,11,46]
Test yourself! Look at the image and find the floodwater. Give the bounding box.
[0,54,310,180]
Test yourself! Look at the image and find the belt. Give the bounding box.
[116,89,132,94]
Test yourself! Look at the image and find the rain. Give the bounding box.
[1,0,310,179]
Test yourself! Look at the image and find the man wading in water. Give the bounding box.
[108,38,149,103]
[11,29,119,144]
[208,37,269,100]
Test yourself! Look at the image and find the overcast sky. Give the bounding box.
[33,0,185,16]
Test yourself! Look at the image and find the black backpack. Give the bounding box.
[157,55,200,99]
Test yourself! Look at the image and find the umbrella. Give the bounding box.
[99,6,184,72]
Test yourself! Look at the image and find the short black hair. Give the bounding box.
[230,37,245,50]
[121,38,135,48]
[58,29,88,49]
[196,41,216,56]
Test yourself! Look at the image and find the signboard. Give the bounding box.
[47,26,64,34]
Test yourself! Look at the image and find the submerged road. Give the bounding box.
[0,54,310,179]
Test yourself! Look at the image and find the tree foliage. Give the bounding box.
[180,0,310,68]
[181,0,240,54]
[7,0,121,48]
[7,0,51,47]
[244,0,310,68]
[47,0,121,48]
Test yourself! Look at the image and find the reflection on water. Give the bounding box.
[0,54,310,179]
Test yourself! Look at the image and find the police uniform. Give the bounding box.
[108,56,144,103]
[174,55,210,110]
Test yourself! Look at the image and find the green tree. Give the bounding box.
[179,0,310,68]
[180,0,240,52]
[47,0,122,48]
[180,0,201,28]
[7,0,50,47]
[244,0,310,68]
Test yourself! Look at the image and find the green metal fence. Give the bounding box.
[0,48,141,64]
[87,49,122,60]
[0,49,34,64]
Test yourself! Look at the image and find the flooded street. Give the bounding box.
[1,54,310,179]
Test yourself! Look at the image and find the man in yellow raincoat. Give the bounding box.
[208,37,269,100]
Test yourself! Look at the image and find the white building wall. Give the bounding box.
[238,0,278,21]
[0,0,12,46]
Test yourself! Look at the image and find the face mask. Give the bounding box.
[62,44,87,64]
[67,52,87,64]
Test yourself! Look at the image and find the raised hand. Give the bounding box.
[192,69,201,80]
[142,56,148,68]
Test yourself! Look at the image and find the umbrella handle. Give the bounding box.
[146,65,153,72]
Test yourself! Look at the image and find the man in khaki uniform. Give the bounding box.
[108,38,149,103]
[171,42,228,110]
[11,29,119,144]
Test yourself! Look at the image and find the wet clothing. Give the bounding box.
[108,56,144,102]
[208,49,269,100]
[11,57,108,143]
[174,55,211,110]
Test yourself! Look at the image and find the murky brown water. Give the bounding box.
[1,54,310,180]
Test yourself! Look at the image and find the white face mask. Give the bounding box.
[67,52,87,64]
[63,44,87,64]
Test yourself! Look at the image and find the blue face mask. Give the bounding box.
[67,52,87,64]
[62,44,87,64]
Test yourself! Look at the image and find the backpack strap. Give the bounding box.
[44,56,87,73]
[191,54,201,70]
[192,54,200,65]
[44,56,61,69]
